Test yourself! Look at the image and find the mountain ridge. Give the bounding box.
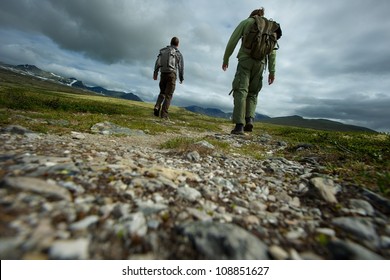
[183,105,270,121]
[258,115,376,132]
[0,62,143,102]
[183,106,375,132]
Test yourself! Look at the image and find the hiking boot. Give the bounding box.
[231,123,244,135]
[153,106,160,117]
[244,117,254,132]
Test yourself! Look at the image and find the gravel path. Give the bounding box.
[1,123,389,260]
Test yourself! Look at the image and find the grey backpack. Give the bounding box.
[243,16,281,61]
[159,46,177,73]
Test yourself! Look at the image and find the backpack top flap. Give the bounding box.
[160,46,177,73]
[243,16,281,61]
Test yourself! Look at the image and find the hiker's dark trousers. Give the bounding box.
[155,72,177,118]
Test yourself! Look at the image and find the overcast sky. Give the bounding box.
[1,0,390,132]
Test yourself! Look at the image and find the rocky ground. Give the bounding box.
[0,122,389,260]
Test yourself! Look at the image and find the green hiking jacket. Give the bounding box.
[223,17,277,74]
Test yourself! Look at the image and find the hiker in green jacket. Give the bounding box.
[222,8,280,135]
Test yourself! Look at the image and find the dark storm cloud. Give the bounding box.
[0,0,189,63]
[274,0,390,81]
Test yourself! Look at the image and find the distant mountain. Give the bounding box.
[15,64,53,78]
[0,63,143,102]
[184,105,270,120]
[259,115,376,132]
[184,106,231,119]
[70,79,143,102]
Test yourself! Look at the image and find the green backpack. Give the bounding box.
[243,15,281,61]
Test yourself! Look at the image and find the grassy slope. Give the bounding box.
[0,68,389,197]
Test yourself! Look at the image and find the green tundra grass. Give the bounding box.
[0,68,389,197]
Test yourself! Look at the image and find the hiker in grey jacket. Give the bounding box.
[153,37,184,119]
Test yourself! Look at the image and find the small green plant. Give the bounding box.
[160,137,198,150]
[315,233,330,246]
[377,172,390,196]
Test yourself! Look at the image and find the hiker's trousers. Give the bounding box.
[231,57,265,124]
[155,72,177,118]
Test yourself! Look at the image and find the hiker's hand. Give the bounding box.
[268,73,275,85]
[153,73,158,80]
[222,64,228,71]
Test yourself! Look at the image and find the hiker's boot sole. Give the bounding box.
[244,124,253,132]
[231,129,245,135]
